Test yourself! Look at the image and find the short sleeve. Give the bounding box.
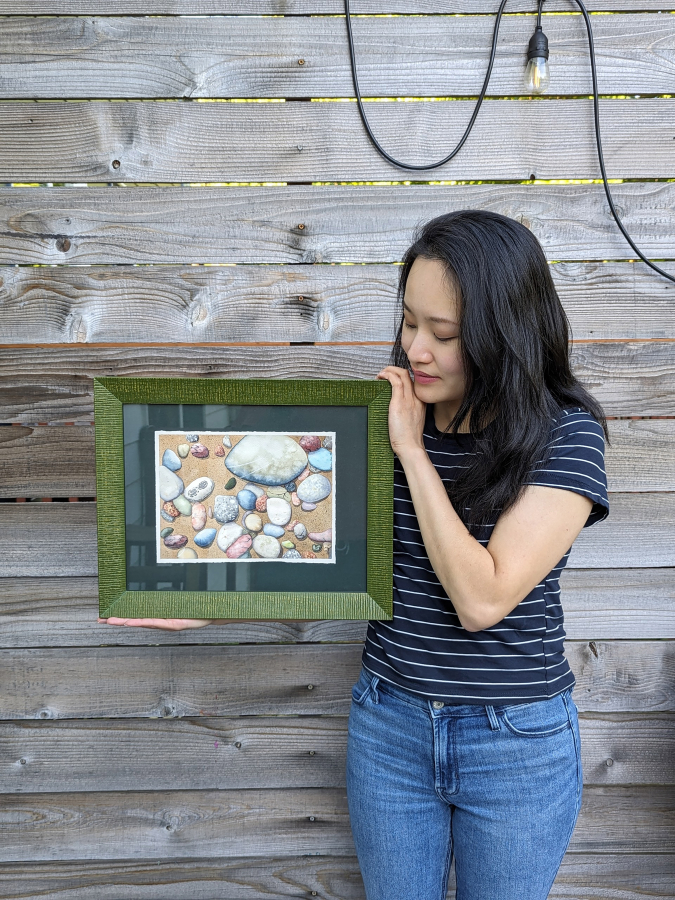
[524,407,609,528]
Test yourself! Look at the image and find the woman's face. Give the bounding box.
[400,256,467,420]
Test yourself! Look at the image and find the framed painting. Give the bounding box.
[94,377,394,620]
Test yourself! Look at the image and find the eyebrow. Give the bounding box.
[402,300,458,326]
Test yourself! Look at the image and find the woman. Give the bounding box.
[100,209,609,900]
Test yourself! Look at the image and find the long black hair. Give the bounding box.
[392,209,609,536]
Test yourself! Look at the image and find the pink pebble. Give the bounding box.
[301,501,317,512]
[226,534,253,559]
[191,502,207,531]
[291,491,300,506]
[308,529,332,543]
[190,442,209,458]
[286,519,300,532]
[296,467,310,483]
[300,435,321,452]
[215,445,226,457]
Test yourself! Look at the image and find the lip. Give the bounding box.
[412,369,441,384]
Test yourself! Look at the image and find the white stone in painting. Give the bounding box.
[184,476,215,502]
[266,497,292,526]
[225,434,308,486]
[296,473,331,504]
[159,466,184,501]
[252,534,281,558]
[217,522,244,552]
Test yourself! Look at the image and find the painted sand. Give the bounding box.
[155,431,335,563]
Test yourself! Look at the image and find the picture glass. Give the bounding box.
[123,404,368,594]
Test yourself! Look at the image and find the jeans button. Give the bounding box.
[432,700,445,709]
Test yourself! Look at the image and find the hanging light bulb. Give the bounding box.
[525,25,550,94]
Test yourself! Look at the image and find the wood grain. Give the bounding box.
[0,853,672,900]
[1,418,672,499]
[0,1,669,13]
[3,183,675,265]
[1,714,672,792]
[2,15,673,99]
[0,342,673,424]
[0,641,673,718]
[0,99,673,182]
[0,785,672,861]
[2,262,675,345]
[1,568,674,647]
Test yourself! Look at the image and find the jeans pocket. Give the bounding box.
[351,667,375,706]
[501,692,572,737]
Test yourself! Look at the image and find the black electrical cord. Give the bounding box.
[344,0,674,283]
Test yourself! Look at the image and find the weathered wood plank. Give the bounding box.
[0,853,672,900]
[0,1,668,13]
[0,641,673,718]
[1,418,671,499]
[1,714,672,793]
[3,183,675,265]
[0,785,671,861]
[0,99,673,183]
[1,569,674,647]
[3,14,674,99]
[0,342,673,424]
[3,262,675,345]
[0,491,671,576]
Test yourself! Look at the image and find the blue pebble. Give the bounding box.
[307,448,332,471]
[162,448,182,472]
[237,489,258,510]
[194,528,217,548]
[285,481,297,492]
[263,523,285,538]
[185,433,199,442]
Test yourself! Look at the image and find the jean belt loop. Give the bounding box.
[371,675,380,704]
[486,704,501,731]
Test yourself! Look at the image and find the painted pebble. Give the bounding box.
[291,491,300,507]
[283,549,302,559]
[226,534,253,559]
[285,481,297,492]
[190,442,209,459]
[263,523,285,538]
[307,448,332,472]
[214,494,239,524]
[162,448,182,471]
[177,547,198,559]
[244,513,263,533]
[191,502,207,531]
[267,497,292,527]
[194,527,217,548]
[160,509,174,522]
[237,489,258,511]
[266,485,286,498]
[164,534,188,549]
[186,434,199,442]
[301,502,317,512]
[252,534,281,559]
[255,495,267,513]
[322,435,333,451]
[163,500,179,518]
[286,519,299,532]
[225,433,308,486]
[244,483,265,498]
[159,466,184,502]
[177,443,190,458]
[299,435,321,452]
[160,527,173,538]
[222,435,232,448]
[293,523,308,541]
[173,494,193,516]
[224,477,237,491]
[296,474,331,504]
[309,529,333,543]
[184,477,215,503]
[281,540,295,550]
[296,467,310,483]
[303,551,317,559]
[312,544,323,553]
[215,445,226,457]
[217,522,244,552]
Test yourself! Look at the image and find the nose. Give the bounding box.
[405,330,433,365]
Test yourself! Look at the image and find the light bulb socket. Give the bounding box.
[527,25,549,61]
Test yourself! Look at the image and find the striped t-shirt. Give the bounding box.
[363,405,610,704]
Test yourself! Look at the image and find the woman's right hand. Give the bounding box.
[97,617,213,630]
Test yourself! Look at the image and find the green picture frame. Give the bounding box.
[94,377,394,621]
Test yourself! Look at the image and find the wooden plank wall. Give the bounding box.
[0,2,673,897]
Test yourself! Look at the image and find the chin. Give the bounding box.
[412,380,451,402]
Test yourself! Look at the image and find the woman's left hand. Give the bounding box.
[377,366,426,459]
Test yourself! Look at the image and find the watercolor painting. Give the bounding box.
[155,431,335,563]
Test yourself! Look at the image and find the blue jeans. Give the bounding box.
[346,666,582,900]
